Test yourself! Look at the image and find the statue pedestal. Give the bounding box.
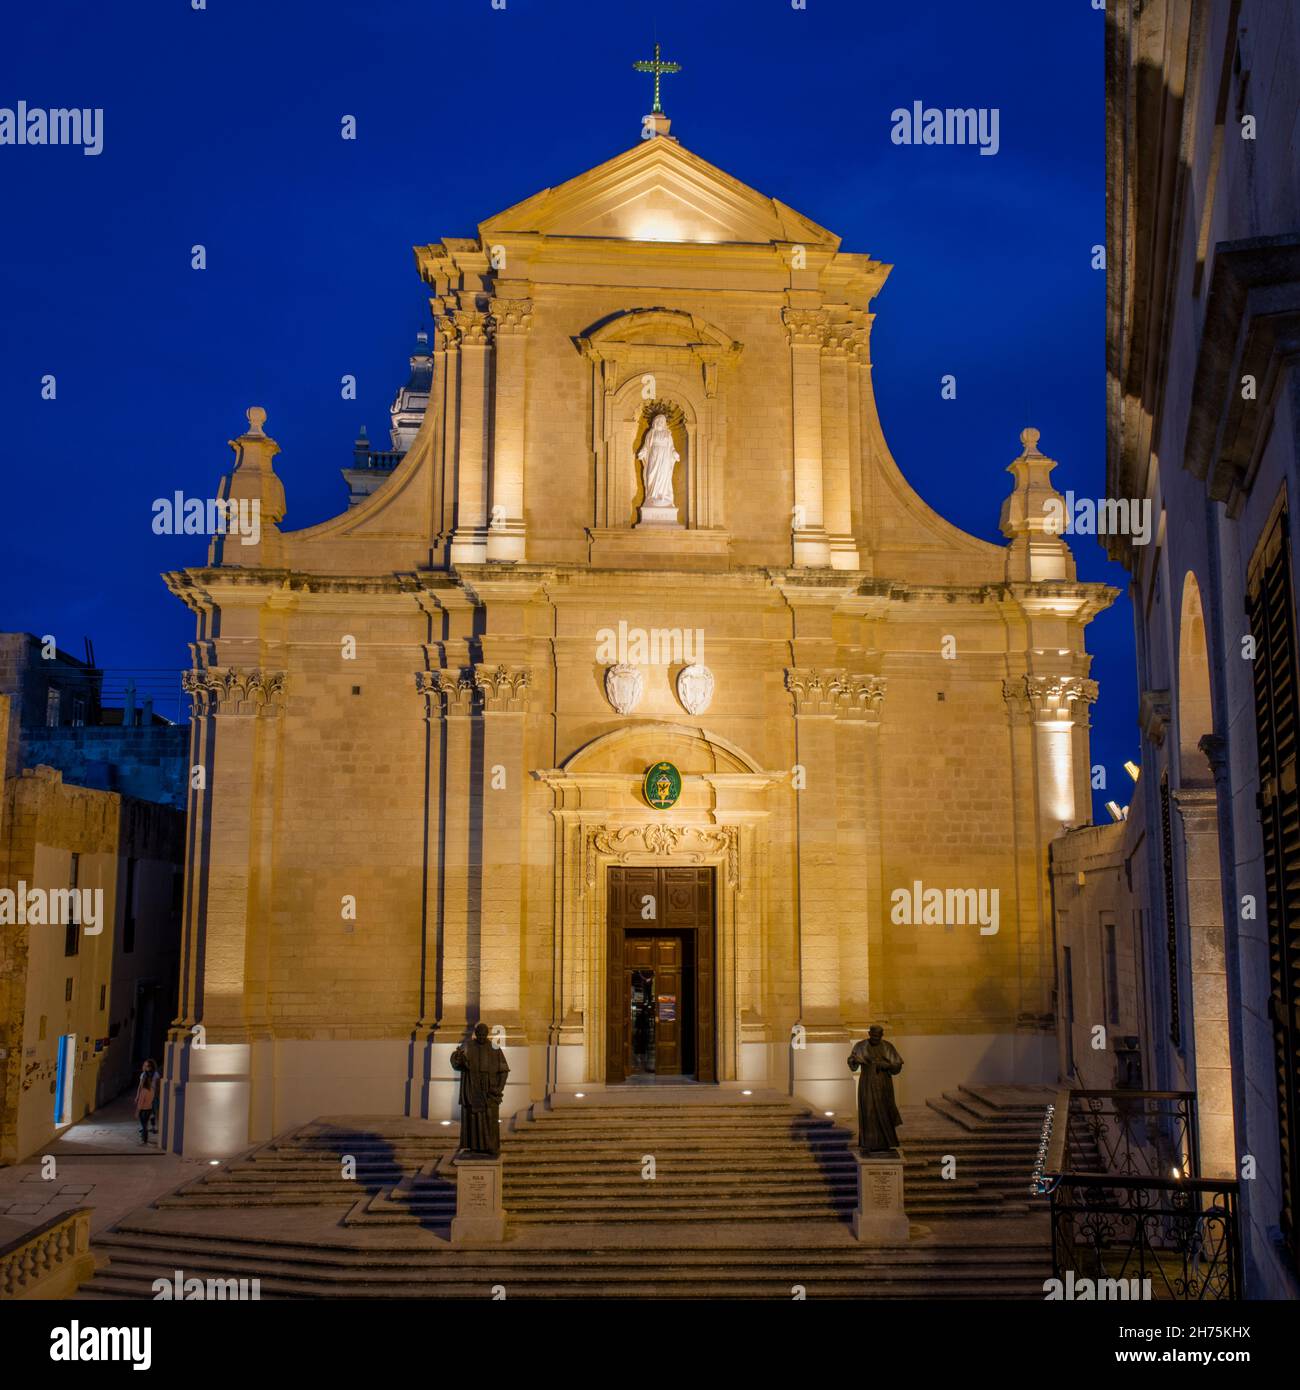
[634,502,680,528]
[446,1153,506,1244]
[851,1150,910,1245]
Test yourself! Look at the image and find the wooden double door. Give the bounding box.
[606,866,715,1083]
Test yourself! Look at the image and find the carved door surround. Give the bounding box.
[538,722,782,1084]
[577,308,741,533]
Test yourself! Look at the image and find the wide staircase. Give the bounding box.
[80,1085,1054,1299]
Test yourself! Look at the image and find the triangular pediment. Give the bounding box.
[479,137,838,248]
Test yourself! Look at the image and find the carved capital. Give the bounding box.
[453,310,491,346]
[415,670,445,720]
[473,663,530,712]
[433,316,459,351]
[1002,674,1097,725]
[847,316,872,365]
[419,668,476,717]
[488,297,533,335]
[1001,678,1031,723]
[183,667,285,718]
[839,673,886,722]
[785,668,882,719]
[781,308,829,348]
[822,321,856,358]
[785,668,840,717]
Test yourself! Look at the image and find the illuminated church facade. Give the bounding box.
[162,111,1112,1155]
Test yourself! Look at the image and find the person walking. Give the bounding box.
[134,1059,159,1145]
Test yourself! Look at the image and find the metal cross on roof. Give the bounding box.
[632,42,681,115]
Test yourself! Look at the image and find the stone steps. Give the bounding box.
[90,1225,1043,1269]
[138,1087,1044,1223]
[80,1085,1054,1298]
[83,1227,1049,1299]
[171,1155,1011,1173]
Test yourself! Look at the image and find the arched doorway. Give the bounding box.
[537,722,783,1090]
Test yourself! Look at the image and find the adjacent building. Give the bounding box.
[1099,0,1300,1297]
[0,636,185,1164]
[341,332,434,507]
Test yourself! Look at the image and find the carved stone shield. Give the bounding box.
[676,662,715,716]
[604,662,644,715]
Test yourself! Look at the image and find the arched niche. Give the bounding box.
[619,383,696,525]
[577,308,741,532]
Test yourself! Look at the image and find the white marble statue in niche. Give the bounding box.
[635,412,681,526]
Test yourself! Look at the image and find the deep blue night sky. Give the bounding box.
[0,0,1136,819]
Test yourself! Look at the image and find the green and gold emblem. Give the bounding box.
[643,760,682,810]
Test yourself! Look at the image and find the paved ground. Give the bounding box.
[0,1094,204,1240]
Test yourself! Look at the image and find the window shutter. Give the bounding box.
[1247,507,1300,1271]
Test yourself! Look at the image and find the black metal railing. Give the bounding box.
[1039,1088,1242,1300]
[1066,1089,1199,1180]
[1050,1173,1241,1300]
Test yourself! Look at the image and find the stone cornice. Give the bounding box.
[575,308,742,378]
[1183,234,1300,514]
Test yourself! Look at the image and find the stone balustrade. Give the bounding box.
[0,1206,94,1301]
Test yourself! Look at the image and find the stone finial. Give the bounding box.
[212,406,286,566]
[999,426,1075,583]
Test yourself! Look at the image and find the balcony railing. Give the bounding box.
[1039,1088,1243,1301]
[350,447,404,472]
